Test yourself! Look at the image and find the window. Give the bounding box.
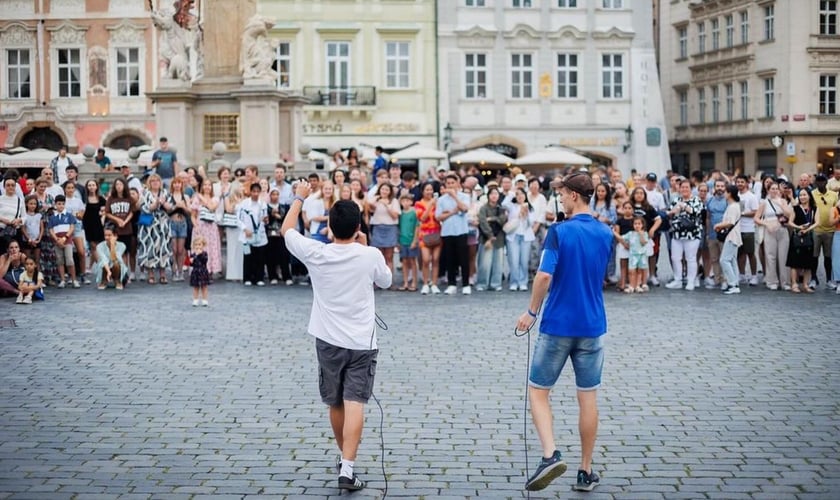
[601,53,623,99]
[465,0,485,5]
[740,11,750,44]
[712,85,720,122]
[203,113,240,151]
[698,88,706,124]
[465,53,487,99]
[510,53,533,99]
[56,48,81,98]
[820,74,837,114]
[725,83,734,121]
[275,42,291,88]
[740,80,749,119]
[763,77,774,117]
[821,1,838,35]
[698,22,706,53]
[385,41,410,89]
[512,0,532,6]
[764,4,774,40]
[725,15,734,48]
[711,19,720,50]
[556,53,578,98]
[325,42,351,89]
[115,47,140,97]
[678,90,688,126]
[602,0,622,8]
[558,0,577,6]
[6,49,31,99]
[678,27,688,58]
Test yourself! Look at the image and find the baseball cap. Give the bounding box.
[549,171,595,197]
[514,173,528,183]
[645,173,657,181]
[436,165,448,172]
[815,173,828,182]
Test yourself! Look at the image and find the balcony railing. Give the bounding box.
[302,86,376,107]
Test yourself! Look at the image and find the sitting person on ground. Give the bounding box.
[93,225,128,290]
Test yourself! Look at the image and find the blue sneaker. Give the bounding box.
[573,469,601,491]
[525,450,567,491]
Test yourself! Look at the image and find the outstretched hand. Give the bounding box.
[294,180,311,199]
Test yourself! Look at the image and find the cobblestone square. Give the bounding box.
[0,282,838,499]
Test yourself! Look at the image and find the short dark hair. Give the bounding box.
[375,145,383,153]
[329,200,361,240]
[736,174,749,182]
[54,194,66,203]
[65,165,78,172]
[445,173,460,183]
[159,137,168,142]
[249,182,262,192]
[308,173,320,181]
[402,171,416,182]
[97,148,105,154]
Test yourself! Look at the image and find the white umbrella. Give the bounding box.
[7,146,29,153]
[450,147,514,167]
[515,147,592,168]
[1,148,83,169]
[390,145,447,161]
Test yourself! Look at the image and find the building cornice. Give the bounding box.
[547,25,587,41]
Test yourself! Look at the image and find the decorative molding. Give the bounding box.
[48,22,88,45]
[0,23,36,46]
[592,27,635,40]
[455,25,497,49]
[503,23,542,40]
[107,20,147,45]
[547,25,587,41]
[88,46,109,96]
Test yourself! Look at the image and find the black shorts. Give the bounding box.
[316,338,378,406]
[738,232,755,255]
[117,234,133,248]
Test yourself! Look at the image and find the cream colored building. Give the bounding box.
[256,0,438,159]
[658,0,840,178]
[438,0,671,177]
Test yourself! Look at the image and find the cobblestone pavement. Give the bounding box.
[0,278,838,499]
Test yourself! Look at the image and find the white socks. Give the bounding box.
[340,458,354,478]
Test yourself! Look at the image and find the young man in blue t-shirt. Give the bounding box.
[151,137,179,188]
[516,171,613,493]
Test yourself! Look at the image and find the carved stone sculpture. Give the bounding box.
[240,15,277,80]
[152,5,191,81]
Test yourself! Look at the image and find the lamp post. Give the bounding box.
[443,122,453,152]
[622,125,634,153]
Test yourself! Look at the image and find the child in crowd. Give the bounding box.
[17,257,44,304]
[398,193,419,291]
[47,195,80,289]
[189,235,210,306]
[21,195,43,264]
[613,201,634,292]
[623,217,649,293]
[94,225,127,290]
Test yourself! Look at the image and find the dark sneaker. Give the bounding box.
[338,473,366,491]
[525,450,567,491]
[573,469,600,492]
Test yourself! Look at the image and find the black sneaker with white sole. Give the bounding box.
[573,469,600,492]
[525,450,567,491]
[338,473,366,491]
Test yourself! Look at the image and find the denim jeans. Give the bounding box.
[720,240,740,288]
[506,234,531,288]
[477,242,504,289]
[832,232,840,283]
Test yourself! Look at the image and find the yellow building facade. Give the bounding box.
[257,0,438,159]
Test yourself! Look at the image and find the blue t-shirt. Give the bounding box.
[537,213,613,338]
[152,150,178,179]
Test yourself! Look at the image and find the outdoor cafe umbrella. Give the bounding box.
[450,147,515,167]
[389,145,447,161]
[515,147,592,169]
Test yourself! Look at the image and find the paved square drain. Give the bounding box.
[0,319,17,328]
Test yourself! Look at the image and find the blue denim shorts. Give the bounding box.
[529,334,605,391]
[399,244,419,259]
[170,218,188,239]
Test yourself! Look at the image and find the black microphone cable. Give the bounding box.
[515,308,539,499]
[369,313,389,498]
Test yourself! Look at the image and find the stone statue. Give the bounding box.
[151,5,191,81]
[240,15,277,80]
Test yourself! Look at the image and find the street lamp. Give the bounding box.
[443,122,453,152]
[622,125,634,153]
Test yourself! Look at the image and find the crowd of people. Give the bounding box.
[2,140,840,303]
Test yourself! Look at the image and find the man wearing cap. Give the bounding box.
[151,137,179,189]
[121,165,144,194]
[516,171,612,493]
[812,173,837,289]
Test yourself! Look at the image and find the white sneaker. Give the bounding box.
[767,284,779,291]
[724,286,741,295]
[430,285,441,294]
[285,279,294,286]
[475,286,486,292]
[256,281,266,287]
[461,286,471,295]
[704,277,716,289]
[749,275,760,286]
[201,300,209,307]
[22,295,32,304]
[809,279,817,289]
[270,279,278,285]
[81,276,91,285]
[16,293,23,304]
[836,286,840,295]
[192,299,199,307]
[665,280,683,290]
[420,284,430,295]
[685,282,695,291]
[694,276,701,288]
[443,285,457,295]
[244,281,253,286]
[57,280,66,289]
[509,285,518,291]
[71,280,81,289]
[519,284,529,292]
[783,284,792,291]
[649,276,660,286]
[827,280,837,290]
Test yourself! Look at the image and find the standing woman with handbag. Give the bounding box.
[754,182,793,290]
[714,184,743,295]
[104,178,134,272]
[223,187,245,282]
[0,177,23,255]
[415,182,442,294]
[476,186,507,291]
[82,180,105,272]
[785,189,818,293]
[167,177,191,282]
[191,178,222,278]
[664,179,704,291]
[137,174,174,284]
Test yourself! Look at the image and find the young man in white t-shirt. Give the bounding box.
[735,174,760,285]
[281,180,392,492]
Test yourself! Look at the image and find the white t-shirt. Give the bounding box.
[302,196,325,235]
[46,184,64,200]
[24,212,42,240]
[644,188,666,211]
[738,190,759,233]
[284,229,392,350]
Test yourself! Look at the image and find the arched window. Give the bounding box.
[106,134,146,150]
[20,127,64,151]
